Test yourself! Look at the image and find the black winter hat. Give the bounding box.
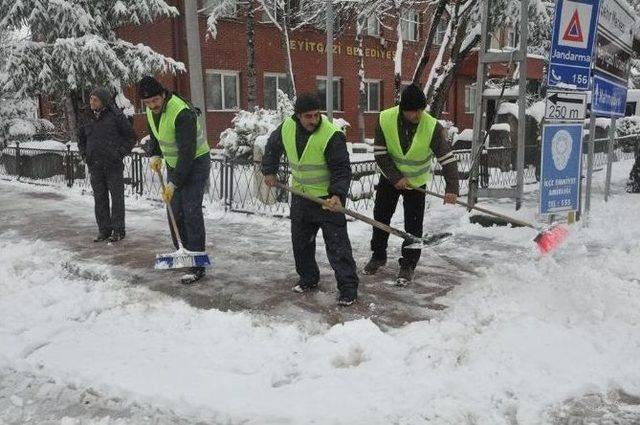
[295,93,322,114]
[90,87,112,107]
[138,76,164,99]
[399,83,427,111]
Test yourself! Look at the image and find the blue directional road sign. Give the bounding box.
[540,123,584,214]
[592,74,628,117]
[547,0,600,90]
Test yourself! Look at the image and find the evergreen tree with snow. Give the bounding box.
[0,0,185,143]
[0,29,53,147]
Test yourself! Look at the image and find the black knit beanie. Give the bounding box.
[295,93,322,113]
[138,76,164,99]
[399,83,427,111]
[90,87,112,107]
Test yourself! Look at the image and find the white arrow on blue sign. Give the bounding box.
[548,0,601,90]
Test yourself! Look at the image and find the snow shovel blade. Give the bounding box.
[154,249,212,270]
[404,232,452,250]
[533,224,569,254]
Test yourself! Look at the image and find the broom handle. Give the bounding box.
[156,169,185,250]
[414,187,539,231]
[275,182,420,243]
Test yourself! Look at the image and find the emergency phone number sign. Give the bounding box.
[547,0,600,90]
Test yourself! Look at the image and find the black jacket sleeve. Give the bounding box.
[373,122,403,184]
[115,112,137,156]
[430,124,460,195]
[261,124,285,176]
[77,120,87,159]
[325,131,352,199]
[168,108,197,188]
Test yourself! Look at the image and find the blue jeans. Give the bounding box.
[166,155,210,252]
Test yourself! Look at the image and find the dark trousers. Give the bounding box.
[166,155,210,252]
[370,176,426,269]
[89,162,125,235]
[629,147,640,192]
[290,196,359,297]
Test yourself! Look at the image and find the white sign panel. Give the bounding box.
[545,90,587,121]
[598,0,634,49]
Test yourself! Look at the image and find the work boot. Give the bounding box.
[394,263,415,287]
[292,281,318,293]
[93,232,111,242]
[337,292,357,306]
[109,230,126,242]
[180,267,206,285]
[363,256,386,275]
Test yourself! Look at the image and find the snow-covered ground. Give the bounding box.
[1,161,639,424]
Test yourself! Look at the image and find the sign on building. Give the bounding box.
[540,123,584,214]
[544,90,587,121]
[548,0,601,90]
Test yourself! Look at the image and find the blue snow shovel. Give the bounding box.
[154,169,212,270]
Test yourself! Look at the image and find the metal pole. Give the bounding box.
[516,0,528,211]
[604,117,616,201]
[584,113,597,216]
[326,0,334,122]
[184,0,208,138]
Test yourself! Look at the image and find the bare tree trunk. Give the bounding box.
[412,0,447,85]
[280,13,297,96]
[429,15,479,117]
[393,7,403,104]
[246,0,257,109]
[65,93,79,144]
[356,18,366,143]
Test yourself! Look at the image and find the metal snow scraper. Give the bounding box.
[153,169,212,270]
[413,187,568,254]
[276,183,451,250]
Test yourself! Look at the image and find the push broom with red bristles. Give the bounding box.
[413,187,569,254]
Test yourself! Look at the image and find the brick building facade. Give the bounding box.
[116,0,545,145]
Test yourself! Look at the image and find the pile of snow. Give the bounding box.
[1,167,640,423]
[490,123,511,132]
[219,90,294,159]
[527,101,545,124]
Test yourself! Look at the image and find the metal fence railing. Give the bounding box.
[1,138,637,216]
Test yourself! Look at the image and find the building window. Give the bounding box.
[365,15,380,37]
[464,84,477,115]
[364,80,381,112]
[263,73,292,110]
[198,0,237,17]
[205,70,239,111]
[316,77,342,112]
[401,9,419,42]
[434,19,447,45]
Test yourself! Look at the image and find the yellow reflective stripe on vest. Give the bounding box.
[145,95,209,168]
[281,116,340,197]
[379,106,436,187]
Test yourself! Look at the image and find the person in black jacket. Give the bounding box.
[261,93,359,306]
[78,87,136,242]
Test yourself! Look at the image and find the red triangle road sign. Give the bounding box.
[563,9,584,43]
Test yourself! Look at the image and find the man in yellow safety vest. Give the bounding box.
[262,93,359,306]
[138,76,211,285]
[364,83,459,286]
